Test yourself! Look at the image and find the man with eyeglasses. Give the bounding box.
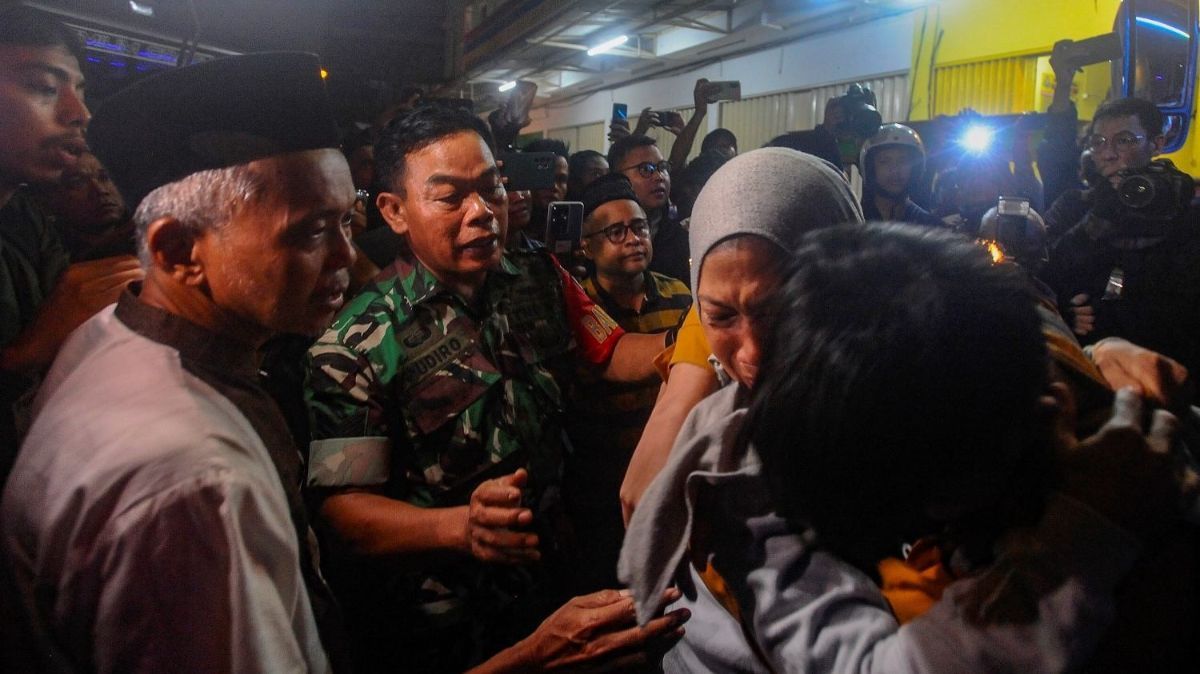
[607,135,692,286]
[1041,96,1200,379]
[566,174,691,593]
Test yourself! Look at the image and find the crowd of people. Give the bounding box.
[1,5,1198,672]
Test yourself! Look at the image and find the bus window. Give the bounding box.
[1130,0,1191,106]
[1119,0,1196,151]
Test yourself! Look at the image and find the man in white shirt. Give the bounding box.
[1,51,355,673]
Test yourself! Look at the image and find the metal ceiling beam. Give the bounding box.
[665,15,729,33]
[472,0,720,86]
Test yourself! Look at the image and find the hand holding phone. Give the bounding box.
[498,152,558,191]
[546,201,584,259]
[705,80,742,103]
[657,110,685,134]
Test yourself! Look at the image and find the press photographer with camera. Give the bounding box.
[1041,97,1200,378]
[770,84,882,174]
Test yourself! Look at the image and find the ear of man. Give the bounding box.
[375,190,410,237]
[144,216,204,286]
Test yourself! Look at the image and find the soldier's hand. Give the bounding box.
[1090,337,1193,412]
[1061,388,1199,540]
[464,468,540,564]
[1068,293,1095,336]
[515,588,689,671]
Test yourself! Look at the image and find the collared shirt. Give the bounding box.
[1,293,331,673]
[576,270,692,467]
[306,247,624,503]
[580,270,692,335]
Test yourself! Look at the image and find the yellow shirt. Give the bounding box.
[655,305,714,381]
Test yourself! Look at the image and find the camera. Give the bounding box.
[832,84,883,140]
[1112,159,1194,221]
[978,196,1049,270]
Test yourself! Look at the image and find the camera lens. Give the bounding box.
[1117,174,1157,209]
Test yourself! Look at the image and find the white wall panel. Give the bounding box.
[523,12,915,136]
[716,73,909,152]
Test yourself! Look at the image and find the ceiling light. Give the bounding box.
[587,35,628,56]
[498,80,517,92]
[129,1,155,17]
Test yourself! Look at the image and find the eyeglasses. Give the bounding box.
[585,220,651,244]
[620,160,672,178]
[1084,131,1148,152]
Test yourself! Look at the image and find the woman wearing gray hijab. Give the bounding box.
[619,148,861,519]
[616,149,1162,673]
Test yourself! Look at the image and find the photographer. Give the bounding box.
[1041,97,1200,377]
[767,85,881,176]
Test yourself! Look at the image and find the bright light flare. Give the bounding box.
[498,81,517,92]
[980,239,1005,264]
[587,35,629,56]
[961,125,995,154]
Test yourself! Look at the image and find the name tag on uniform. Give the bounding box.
[396,316,501,435]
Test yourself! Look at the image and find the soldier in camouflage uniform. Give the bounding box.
[304,106,673,672]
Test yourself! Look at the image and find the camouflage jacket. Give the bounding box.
[305,248,593,505]
[303,248,623,665]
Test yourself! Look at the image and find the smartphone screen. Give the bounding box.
[708,81,742,102]
[612,103,629,123]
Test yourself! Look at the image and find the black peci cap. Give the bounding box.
[580,173,639,221]
[88,52,340,208]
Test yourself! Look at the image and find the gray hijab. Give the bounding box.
[688,147,864,292]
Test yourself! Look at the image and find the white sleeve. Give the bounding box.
[752,494,1141,673]
[85,468,330,674]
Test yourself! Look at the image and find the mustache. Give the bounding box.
[42,133,88,153]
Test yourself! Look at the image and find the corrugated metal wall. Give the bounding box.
[544,126,578,150]
[545,121,607,154]
[933,56,1038,116]
[717,73,911,151]
[543,73,910,159]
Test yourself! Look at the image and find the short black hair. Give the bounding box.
[746,223,1051,576]
[0,5,84,64]
[700,128,737,154]
[523,137,569,159]
[567,149,608,199]
[1092,96,1164,138]
[676,150,728,192]
[374,104,495,193]
[607,135,657,173]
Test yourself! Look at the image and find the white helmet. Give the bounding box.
[860,123,925,170]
